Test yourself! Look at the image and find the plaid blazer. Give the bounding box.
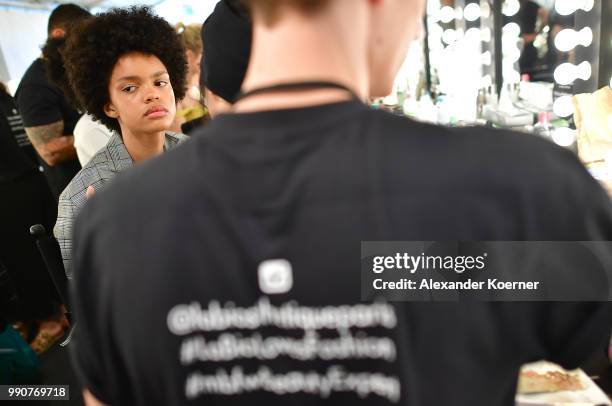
[54,131,187,278]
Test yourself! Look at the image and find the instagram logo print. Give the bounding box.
[258,259,294,294]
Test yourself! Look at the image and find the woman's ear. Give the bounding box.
[104,102,119,118]
[50,27,66,38]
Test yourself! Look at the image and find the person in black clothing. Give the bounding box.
[71,1,612,405]
[200,0,252,117]
[15,4,90,200]
[0,82,66,354]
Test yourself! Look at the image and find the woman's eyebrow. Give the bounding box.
[151,70,169,78]
[116,71,168,82]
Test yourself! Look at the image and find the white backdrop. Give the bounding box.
[0,0,220,94]
[0,7,50,94]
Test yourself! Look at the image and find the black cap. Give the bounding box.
[201,0,252,103]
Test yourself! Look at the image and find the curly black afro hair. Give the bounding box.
[61,6,188,133]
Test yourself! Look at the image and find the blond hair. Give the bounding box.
[175,22,202,53]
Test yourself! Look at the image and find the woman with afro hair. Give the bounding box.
[54,6,188,278]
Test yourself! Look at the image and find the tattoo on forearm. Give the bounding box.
[25,120,76,165]
[25,120,65,146]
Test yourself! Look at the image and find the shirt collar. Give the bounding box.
[105,131,186,173]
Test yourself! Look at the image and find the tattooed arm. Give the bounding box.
[24,119,77,166]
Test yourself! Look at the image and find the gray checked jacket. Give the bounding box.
[54,131,187,278]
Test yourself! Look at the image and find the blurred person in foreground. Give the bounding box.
[15,3,90,201]
[200,0,251,117]
[0,82,65,354]
[53,7,188,279]
[72,0,612,405]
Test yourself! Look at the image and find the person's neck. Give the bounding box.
[121,129,165,164]
[235,7,369,113]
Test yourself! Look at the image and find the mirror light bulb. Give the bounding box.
[440,6,455,23]
[503,47,521,63]
[503,22,521,38]
[429,23,444,39]
[507,70,521,83]
[555,0,594,16]
[553,96,574,118]
[464,3,481,21]
[554,61,592,85]
[577,61,592,81]
[503,0,520,17]
[465,27,481,42]
[552,127,576,147]
[554,27,593,52]
[442,28,458,44]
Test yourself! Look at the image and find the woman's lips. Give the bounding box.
[144,107,168,118]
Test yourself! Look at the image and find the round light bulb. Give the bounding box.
[503,22,521,38]
[465,27,481,42]
[579,27,594,47]
[503,0,520,17]
[442,28,458,44]
[554,27,593,52]
[507,70,521,83]
[504,47,521,63]
[552,127,576,147]
[440,6,455,23]
[554,61,592,85]
[464,3,481,21]
[555,0,577,15]
[555,0,594,16]
[429,23,444,39]
[553,95,574,118]
[577,61,592,81]
[554,64,572,85]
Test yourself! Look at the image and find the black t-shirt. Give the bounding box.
[15,58,81,199]
[0,91,38,182]
[72,101,612,406]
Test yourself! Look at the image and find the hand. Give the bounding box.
[86,185,96,199]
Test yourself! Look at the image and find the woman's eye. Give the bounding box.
[122,85,136,93]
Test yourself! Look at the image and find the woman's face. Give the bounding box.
[105,52,176,136]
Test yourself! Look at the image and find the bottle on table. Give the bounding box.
[533,112,554,139]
